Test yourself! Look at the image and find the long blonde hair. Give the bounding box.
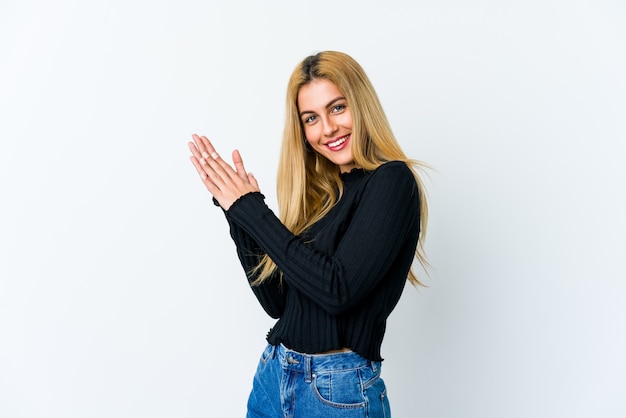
[253,51,429,286]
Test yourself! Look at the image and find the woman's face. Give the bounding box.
[298,78,356,173]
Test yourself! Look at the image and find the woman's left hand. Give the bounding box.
[188,134,260,210]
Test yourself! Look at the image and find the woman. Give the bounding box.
[189,51,428,417]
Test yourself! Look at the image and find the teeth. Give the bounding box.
[328,135,348,147]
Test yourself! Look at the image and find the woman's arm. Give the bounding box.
[225,215,286,319]
[189,134,284,318]
[188,135,419,316]
[226,162,420,316]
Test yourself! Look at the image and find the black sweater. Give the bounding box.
[223,161,421,361]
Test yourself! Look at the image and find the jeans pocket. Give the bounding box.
[360,361,381,389]
[312,368,366,409]
[260,344,275,365]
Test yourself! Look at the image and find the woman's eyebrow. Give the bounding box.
[299,96,346,117]
[325,96,346,109]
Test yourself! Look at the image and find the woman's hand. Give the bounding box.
[188,134,260,210]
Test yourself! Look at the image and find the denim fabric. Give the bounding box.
[246,344,391,418]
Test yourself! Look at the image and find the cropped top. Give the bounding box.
[221,160,421,361]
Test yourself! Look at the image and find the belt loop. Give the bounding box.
[304,355,312,383]
[371,360,378,373]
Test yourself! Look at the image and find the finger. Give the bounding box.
[248,172,260,191]
[191,134,209,156]
[188,141,203,160]
[190,155,211,182]
[199,135,219,159]
[198,136,229,183]
[205,146,242,186]
[203,150,229,182]
[190,155,225,196]
[191,136,232,184]
[232,149,248,182]
[190,152,221,184]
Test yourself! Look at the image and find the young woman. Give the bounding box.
[189,51,428,417]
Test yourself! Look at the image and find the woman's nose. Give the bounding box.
[322,117,338,137]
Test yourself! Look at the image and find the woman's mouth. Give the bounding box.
[327,134,350,151]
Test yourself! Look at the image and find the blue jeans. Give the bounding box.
[246,344,391,417]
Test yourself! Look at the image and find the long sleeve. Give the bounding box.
[223,209,287,318]
[225,162,419,316]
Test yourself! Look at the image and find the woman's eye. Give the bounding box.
[332,104,345,113]
[304,115,316,124]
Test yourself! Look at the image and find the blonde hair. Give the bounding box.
[253,51,429,286]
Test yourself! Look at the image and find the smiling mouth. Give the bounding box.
[327,134,350,149]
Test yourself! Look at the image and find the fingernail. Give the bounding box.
[202,152,209,158]
[211,152,218,159]
[200,158,206,165]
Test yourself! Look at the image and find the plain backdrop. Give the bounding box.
[1,0,625,417]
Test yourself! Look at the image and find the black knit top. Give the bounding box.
[222,161,421,361]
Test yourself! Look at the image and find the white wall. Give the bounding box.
[1,1,624,417]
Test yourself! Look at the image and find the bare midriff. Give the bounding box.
[318,347,351,354]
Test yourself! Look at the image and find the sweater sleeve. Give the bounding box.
[225,162,420,316]
[220,202,287,319]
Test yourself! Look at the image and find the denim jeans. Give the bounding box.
[246,343,391,417]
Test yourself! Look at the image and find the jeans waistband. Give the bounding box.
[273,343,379,383]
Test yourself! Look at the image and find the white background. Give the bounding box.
[1,1,625,417]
